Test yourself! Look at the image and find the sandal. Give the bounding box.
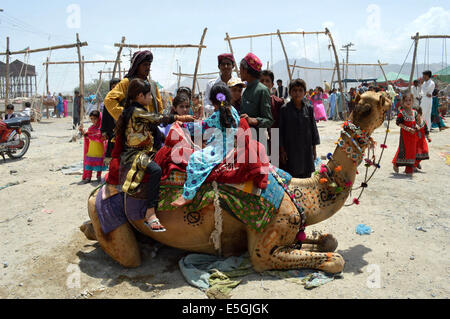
[144,218,166,233]
[393,165,399,173]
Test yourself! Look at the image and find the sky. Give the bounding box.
[0,0,449,95]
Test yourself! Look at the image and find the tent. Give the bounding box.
[434,66,450,84]
[376,72,411,87]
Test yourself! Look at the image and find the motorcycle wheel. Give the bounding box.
[7,130,31,159]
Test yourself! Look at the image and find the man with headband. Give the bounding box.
[104,50,163,121]
[204,53,237,117]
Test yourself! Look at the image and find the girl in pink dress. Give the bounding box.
[311,87,327,122]
[63,97,68,118]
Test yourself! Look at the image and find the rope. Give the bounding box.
[270,35,273,70]
[396,40,414,81]
[302,33,308,84]
[317,34,323,85]
[344,105,392,206]
[209,181,223,256]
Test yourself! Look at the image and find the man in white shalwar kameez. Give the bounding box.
[420,71,435,129]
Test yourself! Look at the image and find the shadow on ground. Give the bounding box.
[338,244,372,275]
[76,238,190,293]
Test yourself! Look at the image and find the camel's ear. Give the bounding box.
[355,93,361,105]
[378,94,386,109]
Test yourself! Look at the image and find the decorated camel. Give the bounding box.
[80,91,391,274]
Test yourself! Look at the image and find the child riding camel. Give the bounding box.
[115,78,194,232]
[172,83,240,207]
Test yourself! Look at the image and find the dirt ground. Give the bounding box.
[0,116,448,299]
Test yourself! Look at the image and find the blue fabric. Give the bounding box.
[356,224,372,235]
[261,167,292,210]
[95,190,126,234]
[182,107,241,200]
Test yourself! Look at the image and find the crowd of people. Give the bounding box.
[63,49,448,230]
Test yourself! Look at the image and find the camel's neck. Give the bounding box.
[290,129,370,226]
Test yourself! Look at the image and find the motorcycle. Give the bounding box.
[0,117,31,161]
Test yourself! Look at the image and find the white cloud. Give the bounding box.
[356,5,450,63]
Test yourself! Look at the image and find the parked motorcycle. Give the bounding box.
[0,117,31,160]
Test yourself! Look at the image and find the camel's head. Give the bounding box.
[349,91,392,135]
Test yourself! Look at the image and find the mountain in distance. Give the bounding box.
[167,58,445,94]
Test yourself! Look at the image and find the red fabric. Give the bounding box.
[415,126,429,162]
[392,110,418,167]
[105,134,123,185]
[154,119,269,189]
[270,95,284,129]
[244,53,262,72]
[218,53,235,65]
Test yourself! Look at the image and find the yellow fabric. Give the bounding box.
[104,78,164,121]
[86,141,105,158]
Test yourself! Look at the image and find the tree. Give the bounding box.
[74,79,110,101]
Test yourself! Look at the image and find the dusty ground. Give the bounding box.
[0,116,448,299]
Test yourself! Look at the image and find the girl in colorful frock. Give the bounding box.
[172,83,241,207]
[392,93,418,175]
[311,87,328,122]
[79,110,108,184]
[414,106,431,171]
[115,78,194,232]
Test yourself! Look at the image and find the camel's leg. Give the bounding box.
[87,190,141,268]
[248,194,344,274]
[301,233,339,253]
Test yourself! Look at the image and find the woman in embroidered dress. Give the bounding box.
[115,78,195,232]
[414,106,431,171]
[79,110,108,184]
[172,83,241,207]
[392,93,418,176]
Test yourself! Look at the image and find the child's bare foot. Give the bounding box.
[393,165,399,173]
[172,196,193,208]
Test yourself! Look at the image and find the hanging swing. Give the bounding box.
[316,34,323,85]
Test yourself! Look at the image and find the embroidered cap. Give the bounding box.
[243,53,262,72]
[218,53,235,66]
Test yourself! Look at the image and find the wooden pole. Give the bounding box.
[227,30,327,41]
[113,36,125,79]
[192,28,208,95]
[96,71,103,110]
[45,57,50,118]
[177,66,181,89]
[43,60,118,65]
[290,60,297,80]
[277,29,292,82]
[290,64,336,71]
[326,28,345,118]
[225,32,240,77]
[114,43,206,49]
[5,37,10,106]
[76,33,85,125]
[0,42,88,56]
[377,60,389,84]
[408,32,419,92]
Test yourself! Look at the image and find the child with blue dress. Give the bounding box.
[172,83,240,207]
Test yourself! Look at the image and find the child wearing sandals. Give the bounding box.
[392,93,418,176]
[115,78,194,232]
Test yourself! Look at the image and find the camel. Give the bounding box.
[80,91,391,274]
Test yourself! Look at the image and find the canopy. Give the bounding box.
[376,72,410,83]
[434,66,450,83]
